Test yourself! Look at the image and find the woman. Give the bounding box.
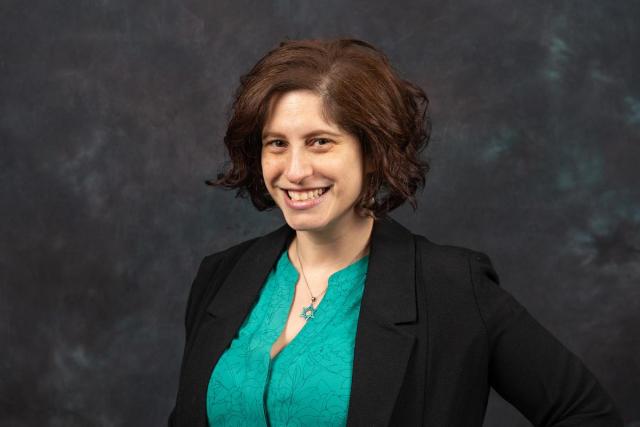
[169,38,622,426]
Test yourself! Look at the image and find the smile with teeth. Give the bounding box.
[286,187,330,201]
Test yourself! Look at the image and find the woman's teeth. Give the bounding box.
[287,187,328,201]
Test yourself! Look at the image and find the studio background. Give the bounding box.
[1,1,638,426]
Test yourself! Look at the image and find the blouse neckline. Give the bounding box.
[278,249,370,286]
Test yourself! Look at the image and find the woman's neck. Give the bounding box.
[288,214,375,272]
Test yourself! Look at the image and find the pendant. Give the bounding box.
[300,303,316,320]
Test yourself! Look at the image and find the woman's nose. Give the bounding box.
[284,148,313,183]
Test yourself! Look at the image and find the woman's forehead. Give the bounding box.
[262,90,343,137]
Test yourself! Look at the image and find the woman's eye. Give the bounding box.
[264,139,331,149]
[312,138,331,147]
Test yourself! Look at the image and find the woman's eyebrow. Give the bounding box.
[262,129,342,140]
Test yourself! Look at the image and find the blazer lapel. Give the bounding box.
[179,223,294,426]
[345,216,418,426]
[179,216,418,427]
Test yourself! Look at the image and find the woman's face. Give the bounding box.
[261,90,367,234]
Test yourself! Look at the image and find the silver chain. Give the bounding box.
[295,238,364,306]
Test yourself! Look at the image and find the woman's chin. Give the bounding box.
[280,210,329,231]
[284,217,326,232]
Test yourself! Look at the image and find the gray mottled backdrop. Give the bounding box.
[1,0,638,425]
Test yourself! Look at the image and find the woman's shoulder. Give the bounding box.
[412,232,517,338]
[413,233,494,275]
[200,222,291,267]
[410,231,506,310]
[200,235,262,269]
[183,234,265,335]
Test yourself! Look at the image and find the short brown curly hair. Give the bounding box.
[207,37,432,220]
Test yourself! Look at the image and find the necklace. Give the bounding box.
[295,239,364,321]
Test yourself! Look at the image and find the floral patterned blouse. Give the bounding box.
[206,248,370,426]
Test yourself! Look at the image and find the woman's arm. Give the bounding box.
[469,251,623,426]
[167,252,226,427]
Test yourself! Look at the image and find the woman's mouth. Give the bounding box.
[282,186,332,210]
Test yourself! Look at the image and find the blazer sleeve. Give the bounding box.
[168,252,226,427]
[469,251,623,427]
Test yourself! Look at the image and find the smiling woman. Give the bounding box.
[260,90,371,234]
[168,38,623,427]
[207,38,430,220]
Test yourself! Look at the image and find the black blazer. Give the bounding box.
[169,216,622,426]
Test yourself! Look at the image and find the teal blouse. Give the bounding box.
[206,249,370,426]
